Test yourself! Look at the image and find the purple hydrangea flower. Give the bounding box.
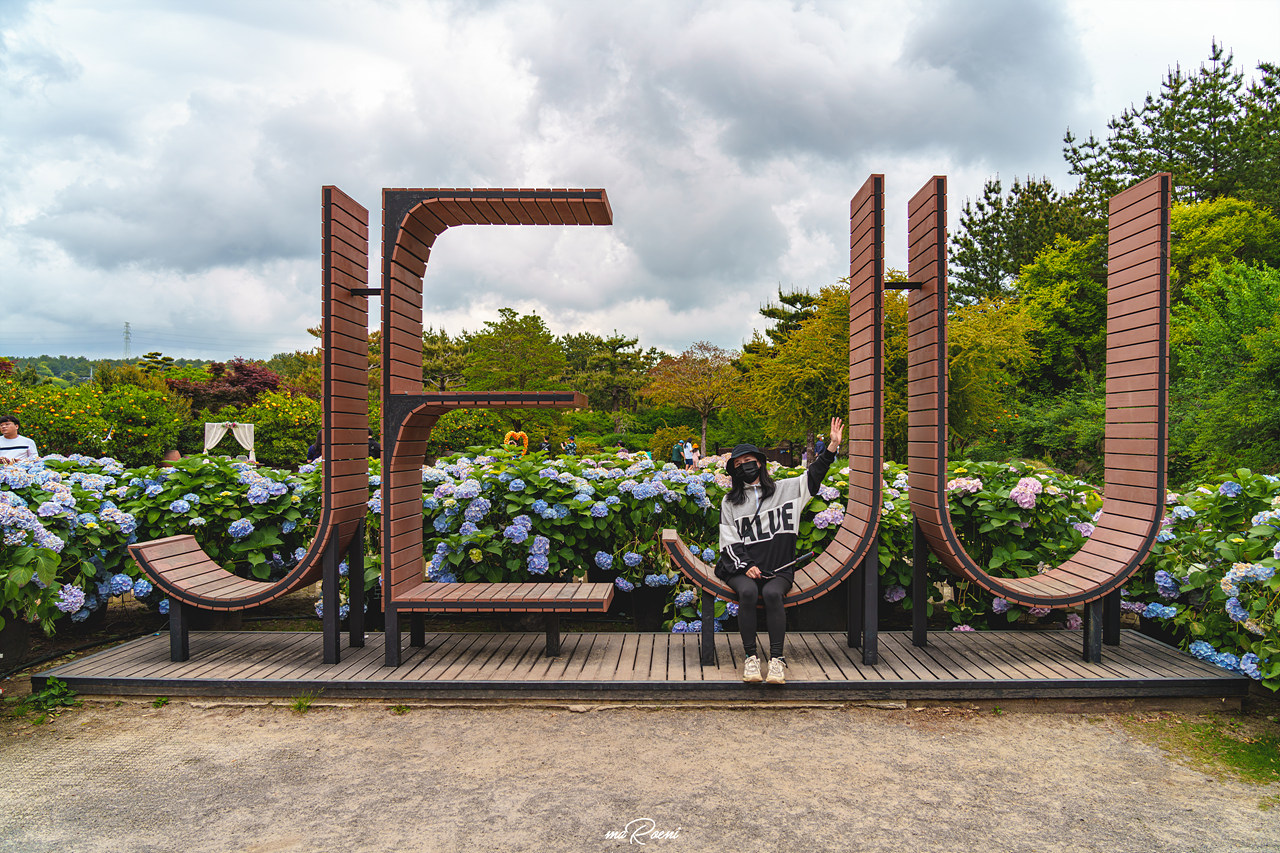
[55,585,86,613]
[884,585,907,603]
[991,597,1009,614]
[1218,481,1243,497]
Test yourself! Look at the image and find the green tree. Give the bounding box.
[642,341,741,452]
[1169,197,1280,300]
[741,287,819,360]
[1015,234,1108,394]
[422,326,469,392]
[464,308,566,433]
[562,331,659,420]
[746,285,849,450]
[1064,41,1279,216]
[1173,263,1280,474]
[950,176,1092,304]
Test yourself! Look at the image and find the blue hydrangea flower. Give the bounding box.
[189,517,206,527]
[369,475,382,487]
[459,521,479,537]
[529,535,550,555]
[281,520,296,533]
[594,551,613,569]
[157,599,170,615]
[145,484,164,497]
[1142,603,1176,620]
[614,577,635,592]
[132,578,152,599]
[433,515,454,534]
[1218,481,1243,497]
[604,496,620,506]
[623,551,643,568]
[590,502,609,518]
[507,479,526,492]
[502,524,529,544]
[1155,530,1175,543]
[108,573,134,596]
[71,608,91,622]
[169,499,191,514]
[1189,640,1216,660]
[675,590,697,607]
[183,493,200,504]
[1154,570,1180,599]
[1172,505,1196,521]
[455,480,481,499]
[463,497,491,522]
[701,548,716,562]
[228,518,254,539]
[671,620,689,633]
[1225,597,1249,623]
[246,486,270,505]
[1240,653,1262,680]
[725,602,739,617]
[527,554,550,575]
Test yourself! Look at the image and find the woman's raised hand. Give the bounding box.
[828,416,844,449]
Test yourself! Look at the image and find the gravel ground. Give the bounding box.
[1,700,1277,853]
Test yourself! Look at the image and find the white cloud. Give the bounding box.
[0,0,1276,360]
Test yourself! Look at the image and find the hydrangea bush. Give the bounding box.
[1,447,1275,692]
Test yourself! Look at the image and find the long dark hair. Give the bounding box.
[726,460,776,506]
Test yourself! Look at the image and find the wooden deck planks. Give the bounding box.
[35,629,1245,699]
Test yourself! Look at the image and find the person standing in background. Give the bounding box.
[0,415,38,462]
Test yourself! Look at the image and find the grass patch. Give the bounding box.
[1122,712,1280,806]
[152,696,170,708]
[3,677,82,725]
[289,690,320,714]
[390,704,409,715]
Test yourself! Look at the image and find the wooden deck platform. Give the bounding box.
[32,629,1248,703]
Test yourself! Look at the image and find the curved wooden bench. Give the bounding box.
[905,173,1170,661]
[129,186,372,663]
[661,174,888,666]
[378,188,614,665]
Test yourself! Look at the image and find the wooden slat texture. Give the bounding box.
[35,629,1247,701]
[906,173,1170,608]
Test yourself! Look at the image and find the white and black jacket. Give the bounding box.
[715,449,837,582]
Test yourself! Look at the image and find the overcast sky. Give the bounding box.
[1,0,1276,361]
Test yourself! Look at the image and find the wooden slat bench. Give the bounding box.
[904,173,1171,663]
[660,174,889,667]
[129,186,372,664]
[378,187,615,666]
[396,582,615,656]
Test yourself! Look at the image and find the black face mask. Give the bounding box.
[737,461,760,482]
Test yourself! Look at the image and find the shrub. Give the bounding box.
[239,390,321,469]
[100,386,188,468]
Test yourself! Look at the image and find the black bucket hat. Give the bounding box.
[727,443,766,469]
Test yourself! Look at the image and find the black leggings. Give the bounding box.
[727,574,790,658]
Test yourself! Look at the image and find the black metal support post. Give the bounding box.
[700,590,718,666]
[410,614,426,647]
[848,562,865,649]
[383,607,400,667]
[322,537,341,664]
[1103,589,1121,646]
[347,521,366,648]
[912,519,928,647]
[544,615,561,657]
[169,599,190,662]
[863,542,879,665]
[1082,598,1104,663]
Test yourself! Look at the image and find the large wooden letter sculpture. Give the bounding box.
[906,174,1170,661]
[661,173,887,666]
[379,189,615,666]
[130,186,372,663]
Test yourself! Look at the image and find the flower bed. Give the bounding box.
[1,449,1275,690]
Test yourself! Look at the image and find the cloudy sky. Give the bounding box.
[1,0,1276,361]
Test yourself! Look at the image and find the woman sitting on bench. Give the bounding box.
[716,417,843,685]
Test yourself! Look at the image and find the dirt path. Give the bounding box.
[0,700,1276,853]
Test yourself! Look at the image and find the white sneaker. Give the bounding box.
[766,657,786,685]
[742,655,763,683]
